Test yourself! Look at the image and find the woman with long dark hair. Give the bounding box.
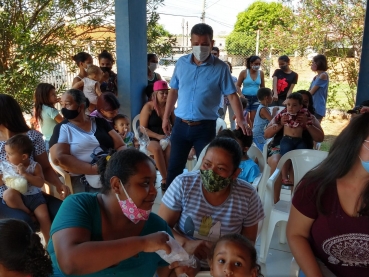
[236,55,265,127]
[287,113,369,277]
[98,50,118,95]
[0,94,70,229]
[33,83,63,151]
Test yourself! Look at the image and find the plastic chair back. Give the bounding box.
[259,149,328,263]
[216,118,227,134]
[191,145,209,172]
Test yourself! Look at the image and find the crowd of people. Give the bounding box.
[0,21,368,277]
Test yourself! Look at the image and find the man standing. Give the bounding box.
[162,23,249,189]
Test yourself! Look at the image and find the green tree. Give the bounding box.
[293,0,366,110]
[0,0,175,112]
[226,1,294,56]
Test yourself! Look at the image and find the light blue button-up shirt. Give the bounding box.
[170,54,237,121]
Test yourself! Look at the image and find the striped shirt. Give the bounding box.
[162,170,264,242]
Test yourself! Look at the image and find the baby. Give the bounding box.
[270,93,313,184]
[209,234,264,277]
[113,114,138,148]
[0,134,51,242]
[72,64,103,114]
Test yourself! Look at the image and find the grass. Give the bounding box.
[264,80,353,110]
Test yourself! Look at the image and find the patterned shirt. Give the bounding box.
[162,170,264,237]
[0,130,45,198]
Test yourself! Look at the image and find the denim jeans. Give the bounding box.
[253,136,266,152]
[280,135,307,156]
[166,117,216,186]
[0,193,62,231]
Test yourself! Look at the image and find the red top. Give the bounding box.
[293,180,369,277]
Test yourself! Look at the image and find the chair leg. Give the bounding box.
[279,221,287,244]
[259,216,278,263]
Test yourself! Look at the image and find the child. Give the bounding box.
[0,135,51,242]
[209,234,264,277]
[233,129,260,183]
[32,83,63,152]
[232,97,251,128]
[271,93,312,184]
[72,64,103,114]
[113,114,137,148]
[252,88,279,151]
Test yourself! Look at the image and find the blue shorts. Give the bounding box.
[244,95,260,111]
[21,192,46,212]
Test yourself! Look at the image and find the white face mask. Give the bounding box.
[252,65,260,71]
[192,46,211,62]
[149,62,157,72]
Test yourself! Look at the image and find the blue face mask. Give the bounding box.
[359,140,369,173]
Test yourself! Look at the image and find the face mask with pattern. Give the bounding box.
[200,169,233,193]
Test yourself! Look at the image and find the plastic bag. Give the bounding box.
[136,126,150,154]
[159,136,170,151]
[156,232,197,269]
[0,161,28,194]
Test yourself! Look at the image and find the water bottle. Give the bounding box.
[136,126,150,154]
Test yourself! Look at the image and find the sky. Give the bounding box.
[157,0,273,36]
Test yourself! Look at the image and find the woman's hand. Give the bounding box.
[183,239,213,260]
[162,118,172,136]
[280,114,289,125]
[143,232,171,254]
[169,259,201,277]
[56,184,71,199]
[296,113,309,127]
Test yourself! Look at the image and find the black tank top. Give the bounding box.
[148,72,159,85]
[148,109,164,140]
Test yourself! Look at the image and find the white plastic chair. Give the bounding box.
[256,137,273,205]
[216,117,227,134]
[268,106,285,116]
[48,153,74,194]
[258,149,328,263]
[132,114,153,156]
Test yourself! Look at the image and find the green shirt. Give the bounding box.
[41,105,60,140]
[48,193,172,277]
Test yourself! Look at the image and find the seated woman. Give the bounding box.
[49,89,125,193]
[0,94,70,230]
[264,90,324,203]
[140,80,174,189]
[48,149,195,277]
[90,92,120,129]
[0,218,53,277]
[158,137,264,269]
[287,113,369,277]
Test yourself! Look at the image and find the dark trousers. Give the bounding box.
[280,135,307,156]
[0,192,62,231]
[166,117,216,186]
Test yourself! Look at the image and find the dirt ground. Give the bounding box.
[320,110,350,150]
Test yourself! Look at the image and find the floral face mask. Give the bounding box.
[116,180,151,224]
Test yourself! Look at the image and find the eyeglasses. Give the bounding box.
[158,91,169,95]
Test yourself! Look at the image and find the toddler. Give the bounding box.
[270,93,312,184]
[72,64,103,114]
[233,129,260,183]
[113,114,137,148]
[252,88,279,151]
[0,135,51,242]
[209,234,264,277]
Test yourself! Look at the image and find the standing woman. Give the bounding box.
[72,52,93,87]
[309,54,329,123]
[98,50,118,96]
[237,55,265,127]
[33,83,63,152]
[272,55,298,106]
[147,54,162,86]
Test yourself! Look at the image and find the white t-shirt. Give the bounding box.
[49,117,114,187]
[83,77,98,104]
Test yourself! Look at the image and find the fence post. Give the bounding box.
[356,0,369,105]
